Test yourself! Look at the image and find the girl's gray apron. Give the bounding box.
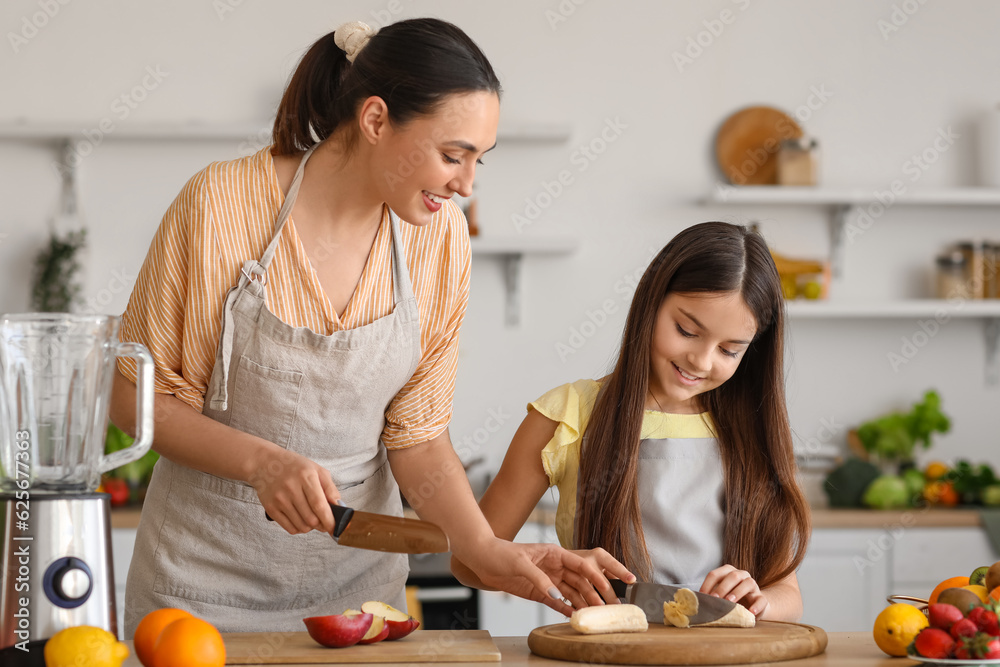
[125,144,422,635]
[637,435,725,588]
[577,430,725,588]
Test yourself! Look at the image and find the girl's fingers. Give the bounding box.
[723,577,758,603]
[307,473,336,533]
[564,553,617,604]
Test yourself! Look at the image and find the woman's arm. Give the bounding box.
[387,423,631,615]
[110,371,340,536]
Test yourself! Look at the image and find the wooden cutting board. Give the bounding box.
[528,621,827,665]
[715,106,803,185]
[221,629,500,663]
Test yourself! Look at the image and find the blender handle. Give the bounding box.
[100,342,155,474]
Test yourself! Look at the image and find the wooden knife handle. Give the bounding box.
[263,503,354,538]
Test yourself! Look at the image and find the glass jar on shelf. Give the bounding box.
[936,250,969,300]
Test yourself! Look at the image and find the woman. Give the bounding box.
[111,18,631,635]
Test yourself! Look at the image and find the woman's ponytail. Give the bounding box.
[271,32,350,155]
[271,18,501,157]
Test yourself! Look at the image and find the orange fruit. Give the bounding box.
[990,586,1000,603]
[133,608,192,666]
[873,603,929,657]
[929,576,971,604]
[924,461,950,481]
[152,617,225,667]
[923,481,960,506]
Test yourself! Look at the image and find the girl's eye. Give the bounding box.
[476,158,485,166]
[720,348,740,359]
[442,154,461,165]
[675,324,695,338]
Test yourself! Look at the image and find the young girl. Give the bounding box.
[453,221,811,620]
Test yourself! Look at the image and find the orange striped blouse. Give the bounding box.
[118,146,471,449]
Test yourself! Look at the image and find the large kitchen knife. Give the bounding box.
[266,503,450,554]
[610,579,742,625]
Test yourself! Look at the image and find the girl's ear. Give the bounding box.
[357,96,390,145]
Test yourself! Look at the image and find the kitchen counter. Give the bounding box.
[109,506,985,530]
[116,632,893,666]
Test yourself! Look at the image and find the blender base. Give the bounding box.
[0,640,48,667]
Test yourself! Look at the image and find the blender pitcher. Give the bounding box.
[0,314,154,492]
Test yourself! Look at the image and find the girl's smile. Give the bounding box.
[649,291,757,413]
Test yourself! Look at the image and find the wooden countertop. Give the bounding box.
[109,506,986,531]
[117,632,894,666]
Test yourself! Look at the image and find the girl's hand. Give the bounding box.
[700,564,770,617]
[469,540,635,615]
[250,446,340,536]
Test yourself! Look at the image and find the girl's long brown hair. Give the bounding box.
[576,222,810,590]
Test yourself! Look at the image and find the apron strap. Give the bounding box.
[386,208,414,305]
[208,145,317,411]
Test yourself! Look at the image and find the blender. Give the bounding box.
[0,314,153,664]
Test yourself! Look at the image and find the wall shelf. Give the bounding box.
[786,301,1000,385]
[706,186,1000,279]
[0,120,573,144]
[470,236,578,327]
[785,299,1000,318]
[706,187,1000,386]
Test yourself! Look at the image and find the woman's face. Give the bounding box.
[648,291,758,414]
[372,91,499,226]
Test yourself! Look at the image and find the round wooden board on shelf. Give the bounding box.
[527,621,828,665]
[715,106,803,185]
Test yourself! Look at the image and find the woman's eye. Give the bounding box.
[476,158,485,166]
[720,348,740,359]
[675,324,695,338]
[442,154,461,165]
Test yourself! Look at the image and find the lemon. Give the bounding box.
[44,626,129,667]
[873,603,928,657]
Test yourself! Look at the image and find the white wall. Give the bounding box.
[2,0,998,498]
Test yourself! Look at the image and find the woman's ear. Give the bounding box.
[357,96,390,145]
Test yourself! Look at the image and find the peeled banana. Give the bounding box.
[661,588,757,629]
[570,604,648,634]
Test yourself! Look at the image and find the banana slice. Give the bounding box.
[570,604,648,634]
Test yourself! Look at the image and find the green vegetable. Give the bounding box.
[983,485,1000,507]
[945,460,999,504]
[824,458,882,508]
[902,467,926,500]
[856,390,950,466]
[862,475,911,510]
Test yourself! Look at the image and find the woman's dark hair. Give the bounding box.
[575,221,811,593]
[272,18,501,155]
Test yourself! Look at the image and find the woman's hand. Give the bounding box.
[250,445,340,536]
[466,540,635,615]
[700,564,770,617]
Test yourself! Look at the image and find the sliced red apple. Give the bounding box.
[361,600,421,640]
[303,612,373,648]
[345,608,390,644]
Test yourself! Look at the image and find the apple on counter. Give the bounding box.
[303,601,420,648]
[303,612,374,648]
[361,600,421,640]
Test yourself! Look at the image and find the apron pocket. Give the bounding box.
[229,355,303,449]
[152,470,306,611]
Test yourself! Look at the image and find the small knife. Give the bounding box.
[610,580,740,625]
[266,503,450,554]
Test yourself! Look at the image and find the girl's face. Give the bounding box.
[648,291,758,414]
[372,91,499,226]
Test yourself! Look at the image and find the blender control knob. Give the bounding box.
[43,557,94,609]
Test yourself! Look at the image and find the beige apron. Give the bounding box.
[125,145,422,635]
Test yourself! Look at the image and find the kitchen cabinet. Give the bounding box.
[796,524,998,632]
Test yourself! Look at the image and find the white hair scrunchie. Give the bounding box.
[334,21,376,63]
